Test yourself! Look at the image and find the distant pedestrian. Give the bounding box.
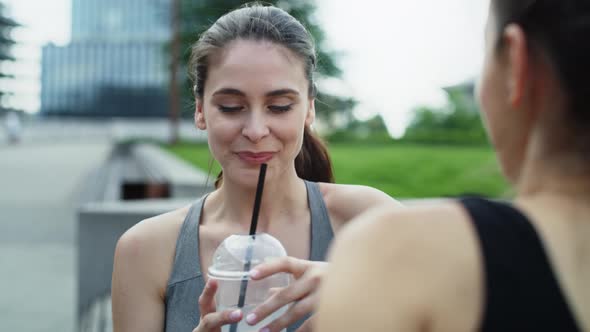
[4,112,22,144]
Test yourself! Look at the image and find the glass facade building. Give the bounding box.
[41,0,171,117]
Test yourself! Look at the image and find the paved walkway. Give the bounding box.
[0,141,111,331]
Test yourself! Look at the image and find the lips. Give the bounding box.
[237,151,275,164]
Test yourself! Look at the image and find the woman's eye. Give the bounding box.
[269,104,293,113]
[218,105,243,113]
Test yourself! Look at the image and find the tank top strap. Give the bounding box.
[304,180,334,261]
[167,195,208,285]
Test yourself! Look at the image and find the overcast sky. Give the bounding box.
[2,0,488,137]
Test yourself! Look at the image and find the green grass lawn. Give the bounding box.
[164,142,510,198]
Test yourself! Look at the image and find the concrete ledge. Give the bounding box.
[132,143,212,197]
[80,198,195,215]
[77,198,196,327]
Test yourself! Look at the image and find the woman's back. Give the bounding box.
[318,0,590,330]
[318,196,590,331]
[461,196,587,331]
[514,194,590,331]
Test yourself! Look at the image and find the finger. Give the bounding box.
[250,257,309,280]
[261,294,316,332]
[267,287,284,298]
[247,273,319,326]
[198,279,218,316]
[199,309,243,331]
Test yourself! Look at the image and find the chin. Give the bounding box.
[225,167,267,188]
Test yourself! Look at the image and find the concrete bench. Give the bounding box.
[78,199,195,331]
[78,143,213,331]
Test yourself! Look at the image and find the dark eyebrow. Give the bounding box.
[266,89,299,97]
[212,88,246,97]
[212,88,300,98]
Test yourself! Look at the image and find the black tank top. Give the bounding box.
[460,197,580,331]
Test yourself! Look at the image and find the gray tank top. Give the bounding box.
[164,180,334,331]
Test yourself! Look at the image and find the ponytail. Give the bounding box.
[295,126,334,183]
[214,126,334,188]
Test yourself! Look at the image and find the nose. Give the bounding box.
[242,112,270,143]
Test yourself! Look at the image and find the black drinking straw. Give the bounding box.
[229,163,267,332]
[249,163,267,236]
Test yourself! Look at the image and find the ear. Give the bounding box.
[195,98,207,130]
[305,98,316,127]
[503,24,529,108]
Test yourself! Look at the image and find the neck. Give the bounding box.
[210,167,308,232]
[516,152,590,203]
[515,112,590,201]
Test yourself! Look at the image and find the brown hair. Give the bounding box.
[492,0,590,137]
[189,3,334,186]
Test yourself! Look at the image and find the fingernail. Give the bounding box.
[249,269,260,279]
[246,313,257,324]
[230,310,242,321]
[260,328,270,332]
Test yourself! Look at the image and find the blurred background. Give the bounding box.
[0,0,506,331]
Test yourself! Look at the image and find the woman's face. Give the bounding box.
[477,4,528,184]
[196,39,314,188]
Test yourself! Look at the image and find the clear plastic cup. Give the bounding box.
[208,233,290,332]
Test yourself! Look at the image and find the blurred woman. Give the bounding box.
[319,0,590,330]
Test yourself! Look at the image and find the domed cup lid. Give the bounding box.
[208,233,287,280]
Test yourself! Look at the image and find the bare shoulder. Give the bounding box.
[318,201,483,332]
[335,201,470,250]
[114,205,192,295]
[317,182,402,232]
[116,205,191,258]
[112,205,193,331]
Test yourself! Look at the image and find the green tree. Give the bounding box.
[0,2,18,114]
[176,0,354,128]
[403,84,488,145]
[326,114,393,143]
